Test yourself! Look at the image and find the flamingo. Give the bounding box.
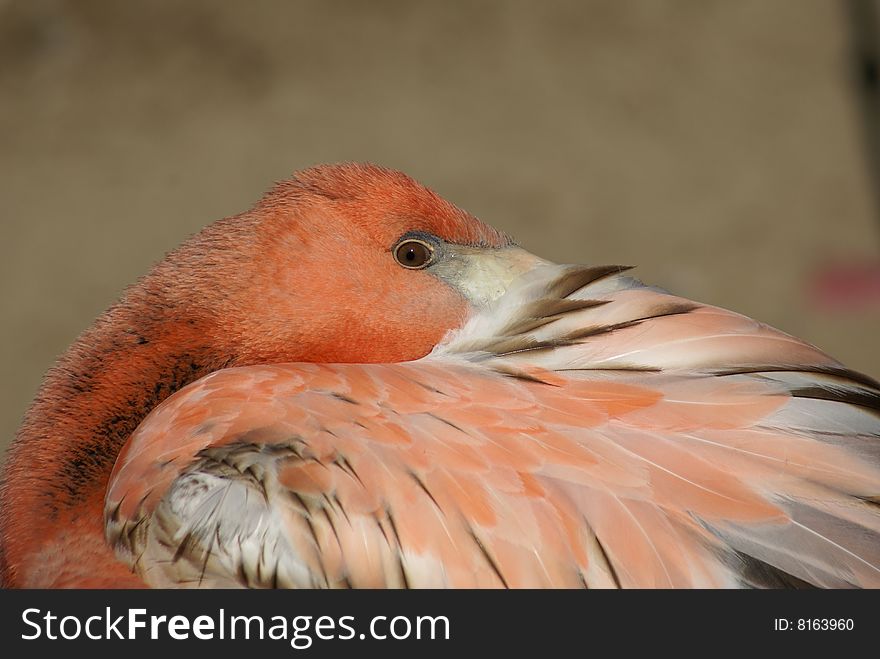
[1,163,878,588]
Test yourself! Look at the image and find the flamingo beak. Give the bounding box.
[431,245,550,308]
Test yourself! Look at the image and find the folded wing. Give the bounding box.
[105,265,880,588]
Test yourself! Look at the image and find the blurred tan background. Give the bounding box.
[2,0,879,457]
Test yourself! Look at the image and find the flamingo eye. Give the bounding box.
[393,239,435,269]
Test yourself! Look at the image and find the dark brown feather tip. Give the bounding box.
[545,265,634,299]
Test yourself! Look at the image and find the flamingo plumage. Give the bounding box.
[2,163,878,588]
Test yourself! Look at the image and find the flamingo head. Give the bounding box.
[159,163,544,365]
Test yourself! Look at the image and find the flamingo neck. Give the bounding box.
[0,299,222,586]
